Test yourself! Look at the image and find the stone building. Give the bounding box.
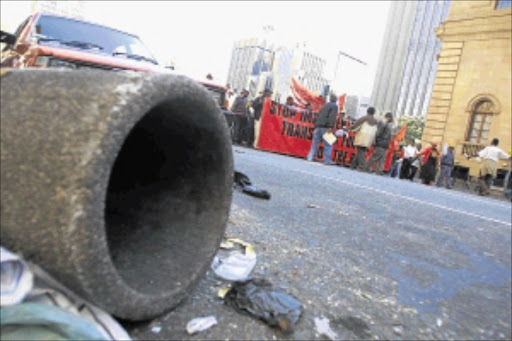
[422,0,511,177]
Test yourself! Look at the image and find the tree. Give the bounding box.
[397,116,425,142]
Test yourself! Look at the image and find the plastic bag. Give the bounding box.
[212,250,256,281]
[224,278,302,333]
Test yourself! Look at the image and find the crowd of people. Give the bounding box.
[226,87,511,196]
[227,86,272,148]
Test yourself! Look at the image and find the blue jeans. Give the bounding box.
[307,127,332,163]
[389,161,401,178]
[436,165,452,187]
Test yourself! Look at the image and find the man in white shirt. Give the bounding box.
[400,139,417,179]
[477,138,511,195]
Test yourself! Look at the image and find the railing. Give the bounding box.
[460,141,485,156]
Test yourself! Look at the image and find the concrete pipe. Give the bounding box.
[0,69,233,320]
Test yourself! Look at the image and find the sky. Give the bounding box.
[1,1,391,97]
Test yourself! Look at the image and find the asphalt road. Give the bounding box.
[128,146,512,340]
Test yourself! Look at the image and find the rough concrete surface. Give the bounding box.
[127,146,511,340]
[1,69,233,320]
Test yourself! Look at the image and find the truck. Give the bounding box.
[0,12,234,128]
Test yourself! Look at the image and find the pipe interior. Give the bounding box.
[105,99,228,295]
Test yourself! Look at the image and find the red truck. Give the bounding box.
[1,12,233,126]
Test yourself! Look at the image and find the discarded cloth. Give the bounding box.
[0,303,108,341]
[1,246,34,306]
[224,278,302,333]
[234,171,271,200]
[0,246,131,341]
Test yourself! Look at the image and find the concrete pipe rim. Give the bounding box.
[67,73,233,320]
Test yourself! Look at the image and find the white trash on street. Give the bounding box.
[1,246,34,306]
[186,316,218,335]
[212,239,256,281]
[314,317,338,341]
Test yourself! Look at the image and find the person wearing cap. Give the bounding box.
[230,89,250,145]
[251,88,272,148]
[306,93,338,165]
[366,112,394,175]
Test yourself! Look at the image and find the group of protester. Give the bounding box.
[227,87,510,196]
[227,87,273,148]
[306,96,511,195]
[388,139,446,186]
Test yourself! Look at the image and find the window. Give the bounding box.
[467,100,494,144]
[496,0,512,9]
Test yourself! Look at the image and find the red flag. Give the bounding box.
[338,94,346,112]
[395,125,407,142]
[290,78,326,112]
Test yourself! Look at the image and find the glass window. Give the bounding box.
[496,0,512,9]
[466,100,494,144]
[33,14,156,63]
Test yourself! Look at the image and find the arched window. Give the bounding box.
[466,100,494,144]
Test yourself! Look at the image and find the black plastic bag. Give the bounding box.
[224,278,302,333]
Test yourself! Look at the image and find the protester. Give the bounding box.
[366,112,393,175]
[225,89,236,109]
[251,88,272,148]
[305,102,313,111]
[286,96,295,106]
[206,73,213,80]
[436,146,455,188]
[475,138,511,195]
[246,100,255,147]
[399,139,417,179]
[348,107,378,171]
[230,89,250,145]
[419,144,439,185]
[409,143,422,181]
[389,144,404,178]
[306,93,338,165]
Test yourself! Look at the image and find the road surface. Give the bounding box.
[128,146,511,340]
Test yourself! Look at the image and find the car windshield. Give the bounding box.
[33,14,157,64]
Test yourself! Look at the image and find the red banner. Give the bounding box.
[257,99,395,171]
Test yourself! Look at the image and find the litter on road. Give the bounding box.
[234,171,271,200]
[186,316,217,335]
[314,317,338,340]
[212,239,257,281]
[224,278,302,334]
[150,324,162,334]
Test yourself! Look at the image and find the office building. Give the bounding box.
[271,43,328,103]
[226,38,274,97]
[370,0,451,118]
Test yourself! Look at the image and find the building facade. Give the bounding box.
[370,0,451,118]
[227,39,328,102]
[422,0,511,177]
[271,44,328,103]
[226,38,274,98]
